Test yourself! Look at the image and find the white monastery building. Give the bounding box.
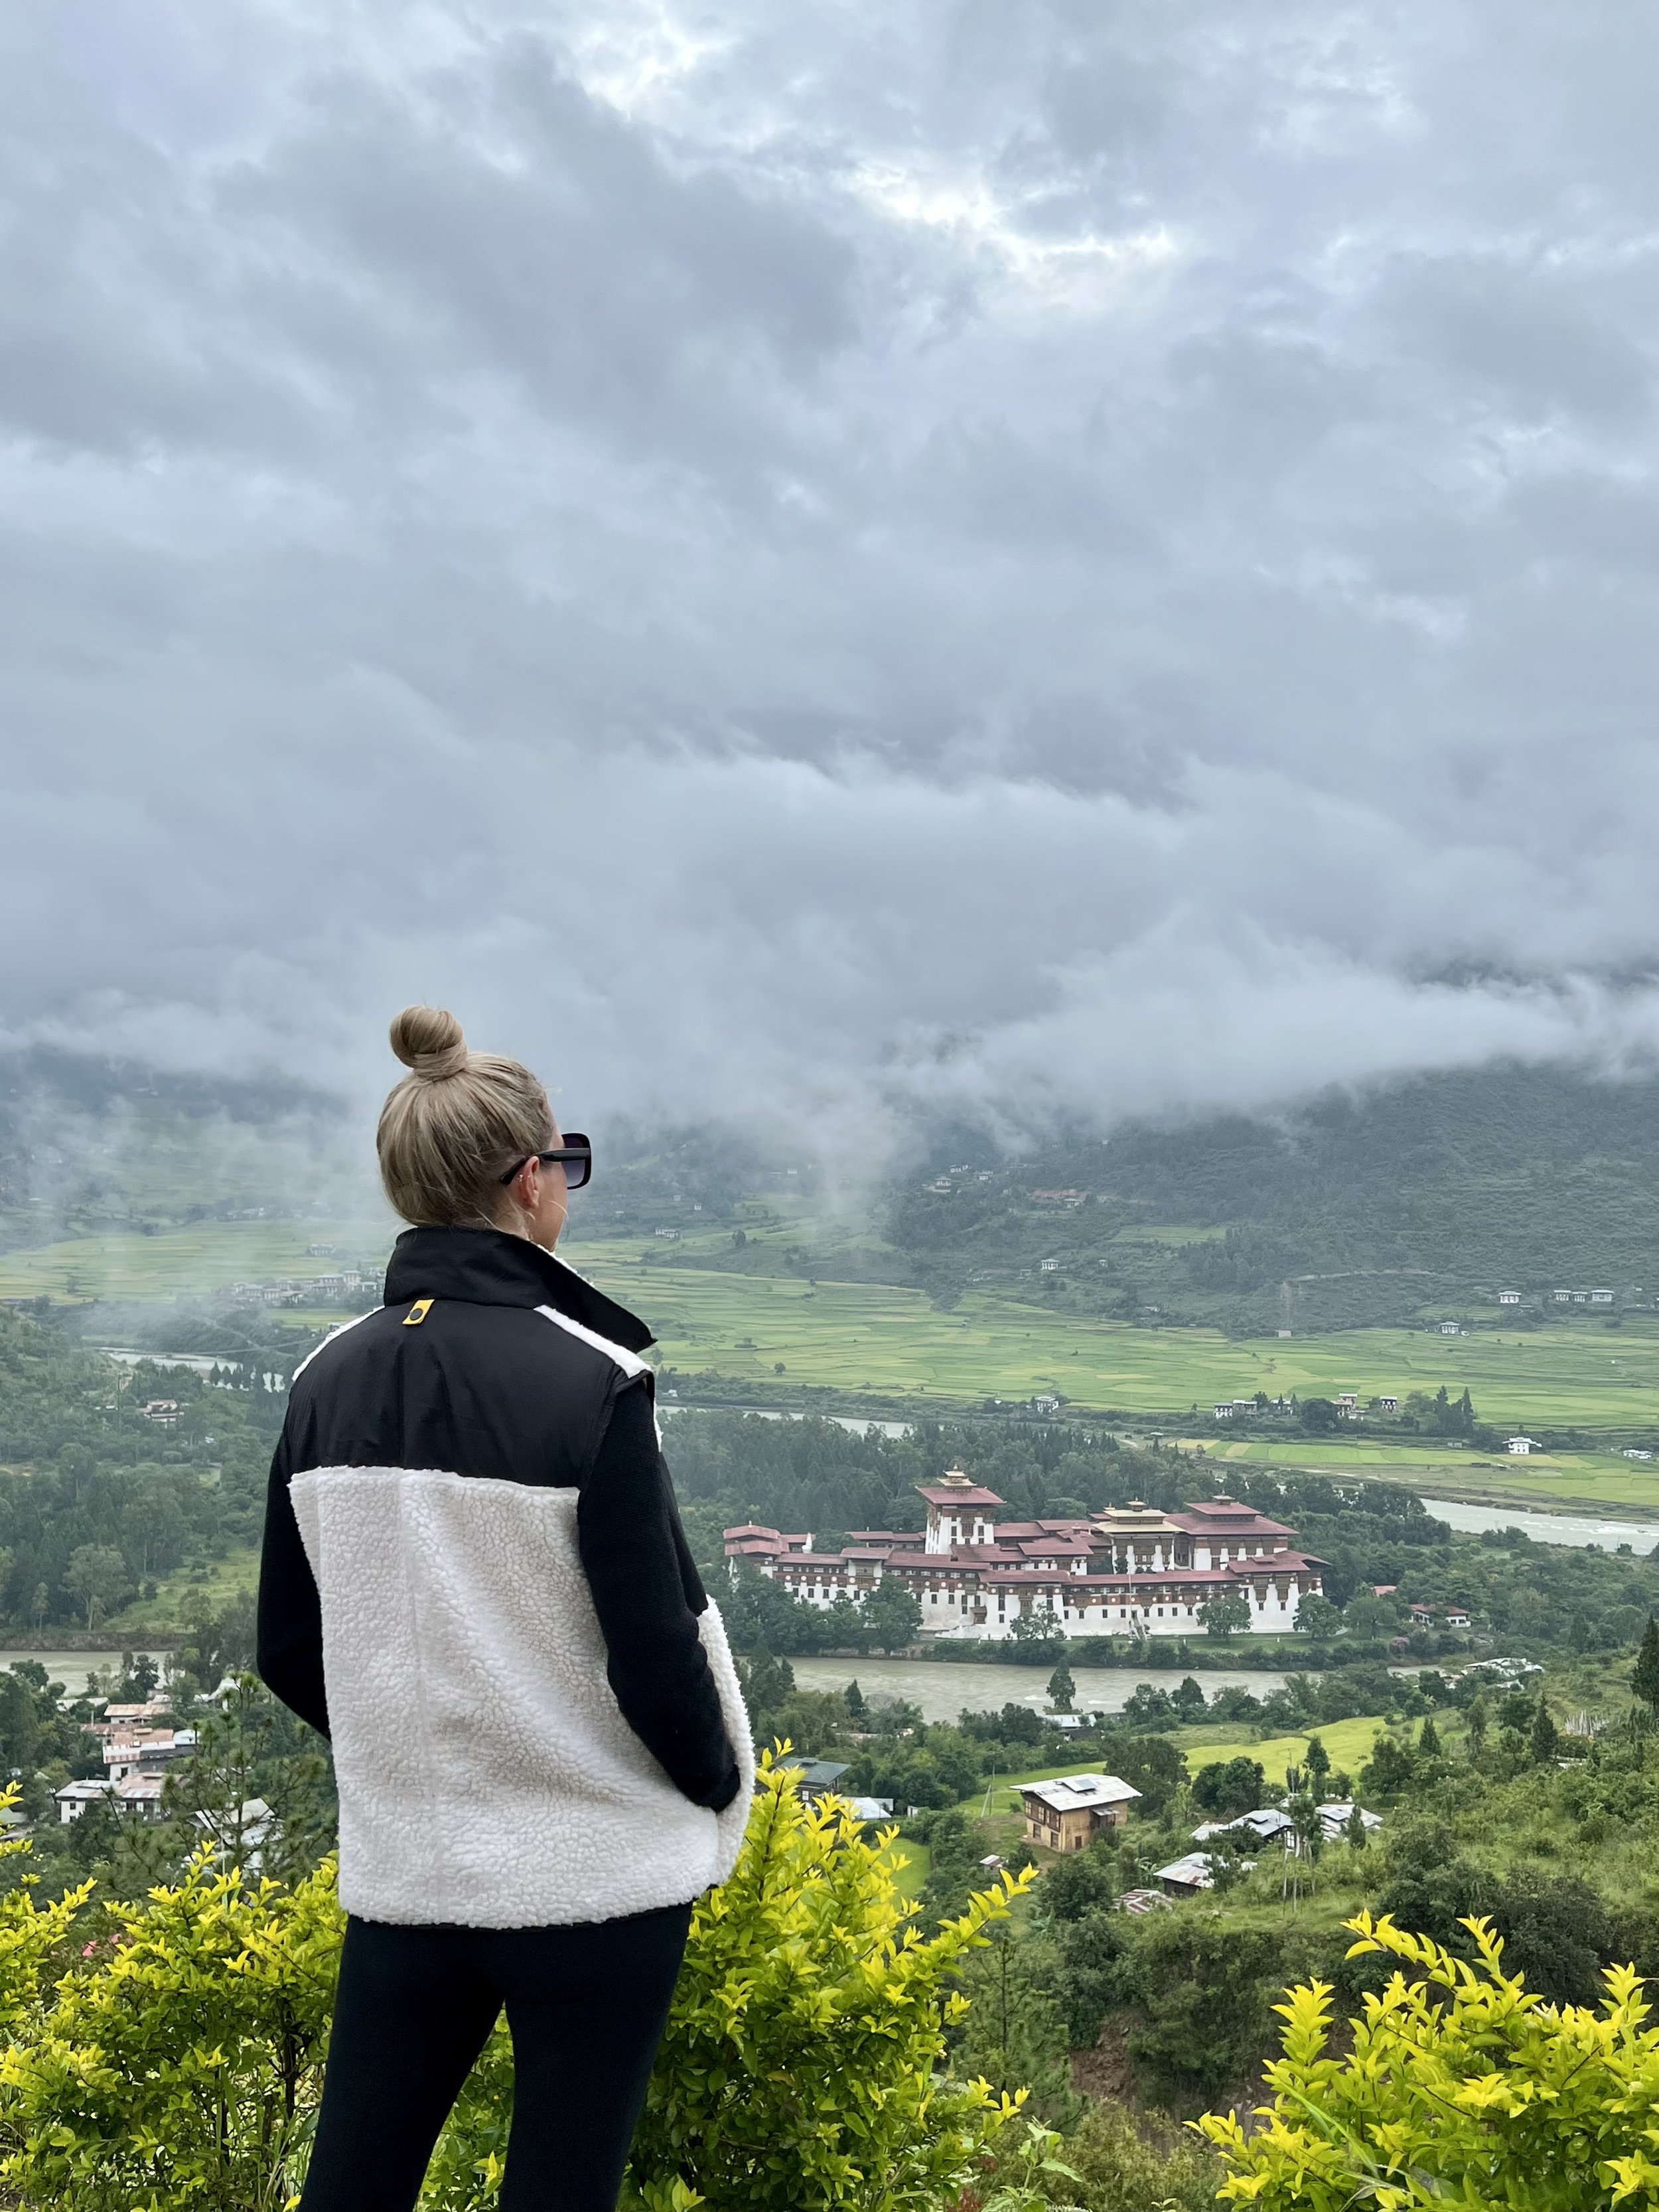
[725,1472,1326,1641]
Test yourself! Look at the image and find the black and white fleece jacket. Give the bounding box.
[256,1225,753,1930]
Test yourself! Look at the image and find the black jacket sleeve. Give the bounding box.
[577,1377,740,1812]
[255,1428,330,1739]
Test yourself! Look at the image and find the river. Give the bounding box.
[784,1656,1286,1722]
[0,1649,173,1696]
[1421,1498,1658,1552]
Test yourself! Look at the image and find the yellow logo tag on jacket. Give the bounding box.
[403,1298,434,1326]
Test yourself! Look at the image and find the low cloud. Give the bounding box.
[0,0,1652,1168]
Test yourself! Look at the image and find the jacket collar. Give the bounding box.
[384,1225,656,1355]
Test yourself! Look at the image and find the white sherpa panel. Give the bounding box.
[290,1465,754,1928]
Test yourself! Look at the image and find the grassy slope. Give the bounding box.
[96,1543,262,1639]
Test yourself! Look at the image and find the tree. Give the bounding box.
[1053,1906,1132,2051]
[1172,1675,1208,1720]
[1530,1694,1561,1765]
[1305,1734,1331,1787]
[1039,1842,1116,1927]
[1492,1869,1612,2008]
[843,1678,866,1722]
[64,1544,127,1631]
[861,1576,922,1654]
[1359,1734,1418,1801]
[1198,1588,1252,1643]
[1344,1804,1370,1851]
[1007,1609,1066,1659]
[1293,1594,1341,1639]
[1633,1617,1659,1716]
[1046,1662,1076,1713]
[1126,1916,1287,2095]
[1467,1692,1490,1750]
[1417,1714,1442,1759]
[953,1922,1079,2124]
[1200,1913,1659,2211]
[1192,1757,1265,1820]
[1301,1398,1340,1434]
[164,1673,336,1888]
[0,1762,1038,2212]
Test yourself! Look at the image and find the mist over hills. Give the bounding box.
[3,1047,1656,1346]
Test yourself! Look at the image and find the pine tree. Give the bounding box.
[1530,1696,1560,1765]
[1633,1619,1659,1716]
[1046,1662,1076,1713]
[1418,1714,1442,1759]
[1467,1693,1489,1750]
[844,1678,867,1722]
[1305,1734,1331,1785]
[1344,1804,1370,1852]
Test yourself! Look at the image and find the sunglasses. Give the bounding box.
[498,1134,592,1192]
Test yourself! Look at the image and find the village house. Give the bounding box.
[1192,1808,1293,1846]
[1498,1291,1522,1305]
[727,1475,1328,1641]
[1155,1850,1221,1896]
[102,1727,195,1781]
[54,1778,115,1823]
[1019,1773,1141,1852]
[790,1759,852,1804]
[1507,1436,1538,1455]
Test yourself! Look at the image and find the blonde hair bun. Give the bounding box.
[389,1004,470,1082]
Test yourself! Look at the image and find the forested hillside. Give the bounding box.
[888,1062,1659,1331]
[0,1305,280,1635]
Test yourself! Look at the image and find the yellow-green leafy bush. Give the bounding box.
[623,1748,1032,2211]
[1199,1909,1659,2210]
[0,1756,1031,2212]
[0,1847,339,2211]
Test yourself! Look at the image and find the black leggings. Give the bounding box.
[300,1901,691,2212]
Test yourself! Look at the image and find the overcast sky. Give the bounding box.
[0,0,1654,1155]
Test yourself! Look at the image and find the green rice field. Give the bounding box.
[0,1220,394,1304]
[5,1219,1658,1511]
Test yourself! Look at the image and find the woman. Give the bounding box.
[257,1005,752,2212]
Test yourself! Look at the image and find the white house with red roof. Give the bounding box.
[724,1470,1325,1640]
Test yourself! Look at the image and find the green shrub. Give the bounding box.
[1200,1909,1659,2209]
[0,1758,1036,2212]
[628,1751,1031,2209]
[1064,2100,1219,2212]
[0,1847,338,2210]
[1119,1915,1286,2097]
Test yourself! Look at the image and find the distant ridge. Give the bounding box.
[887,1062,1659,1333]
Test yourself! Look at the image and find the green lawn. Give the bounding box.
[950,1715,1396,1820]
[1176,1715,1392,1787]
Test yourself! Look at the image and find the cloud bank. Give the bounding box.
[0,0,1654,1153]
